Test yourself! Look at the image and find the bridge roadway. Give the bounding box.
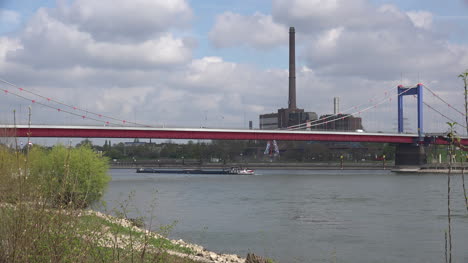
[1,125,465,145]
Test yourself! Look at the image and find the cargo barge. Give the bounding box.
[136,167,254,175]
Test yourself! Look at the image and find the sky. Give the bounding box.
[1,0,468,136]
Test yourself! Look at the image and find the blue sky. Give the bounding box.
[1,0,468,134]
[0,0,55,33]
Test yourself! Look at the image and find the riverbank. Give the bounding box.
[392,167,468,174]
[0,202,248,263]
[111,161,393,170]
[85,210,247,263]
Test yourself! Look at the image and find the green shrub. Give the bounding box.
[28,145,110,208]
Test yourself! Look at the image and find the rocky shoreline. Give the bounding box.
[88,210,247,263]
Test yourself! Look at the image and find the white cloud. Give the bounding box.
[184,56,241,89]
[0,37,21,69]
[56,0,193,41]
[272,0,371,32]
[406,11,433,30]
[94,87,154,115]
[7,9,192,69]
[273,0,340,20]
[209,12,287,48]
[86,34,192,68]
[314,27,344,52]
[304,26,461,80]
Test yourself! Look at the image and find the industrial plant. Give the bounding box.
[259,27,363,131]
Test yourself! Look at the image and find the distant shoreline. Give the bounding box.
[110,162,393,170]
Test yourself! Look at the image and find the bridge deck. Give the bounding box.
[0,125,463,145]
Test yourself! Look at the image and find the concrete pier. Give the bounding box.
[395,144,426,166]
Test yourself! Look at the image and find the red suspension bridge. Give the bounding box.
[1,125,466,146]
[1,78,466,134]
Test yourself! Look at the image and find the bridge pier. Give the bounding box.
[395,144,426,166]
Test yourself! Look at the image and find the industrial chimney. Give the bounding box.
[288,27,296,110]
[334,97,340,114]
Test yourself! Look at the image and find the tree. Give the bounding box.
[445,122,459,263]
[381,143,395,160]
[76,139,93,148]
[458,70,468,135]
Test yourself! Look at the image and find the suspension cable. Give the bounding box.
[285,85,397,130]
[422,84,466,117]
[422,101,466,129]
[288,85,414,130]
[2,87,122,126]
[0,77,152,127]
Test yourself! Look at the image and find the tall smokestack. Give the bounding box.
[288,27,296,110]
[334,97,340,114]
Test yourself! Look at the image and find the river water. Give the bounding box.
[100,169,468,263]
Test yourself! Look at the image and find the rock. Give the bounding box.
[209,252,218,261]
[226,254,241,262]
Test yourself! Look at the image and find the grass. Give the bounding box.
[79,214,194,255]
[94,247,199,263]
[0,196,199,263]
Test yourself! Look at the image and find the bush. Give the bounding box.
[28,145,110,208]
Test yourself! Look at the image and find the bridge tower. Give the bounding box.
[398,84,423,139]
[396,84,426,166]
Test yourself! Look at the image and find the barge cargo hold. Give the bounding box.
[136,167,254,175]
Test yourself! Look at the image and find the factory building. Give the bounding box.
[313,114,363,131]
[259,113,279,129]
[312,97,363,131]
[260,110,318,130]
[277,109,317,128]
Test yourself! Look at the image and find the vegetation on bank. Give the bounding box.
[73,138,468,168]
[84,138,397,163]
[0,144,200,262]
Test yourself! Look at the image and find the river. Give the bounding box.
[100,169,468,263]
